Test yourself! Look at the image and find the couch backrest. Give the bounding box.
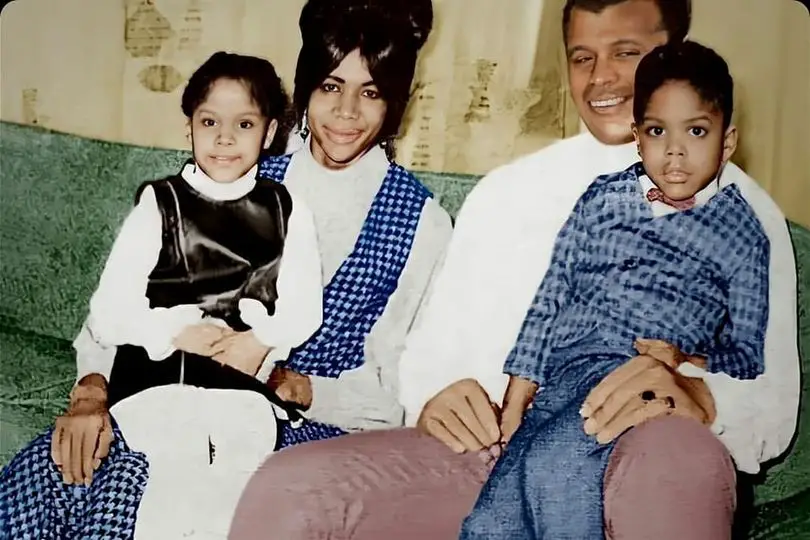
[0,120,808,503]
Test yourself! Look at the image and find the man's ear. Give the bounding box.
[721,124,738,165]
[263,119,279,150]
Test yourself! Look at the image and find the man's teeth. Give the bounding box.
[590,97,626,108]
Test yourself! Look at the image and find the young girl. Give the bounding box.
[1,51,322,540]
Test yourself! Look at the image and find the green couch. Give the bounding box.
[1,120,808,536]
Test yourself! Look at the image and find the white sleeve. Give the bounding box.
[398,172,519,425]
[73,316,117,382]
[241,194,323,377]
[678,167,801,474]
[240,195,322,350]
[87,186,204,360]
[398,156,597,427]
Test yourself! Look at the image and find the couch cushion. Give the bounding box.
[753,222,810,505]
[0,325,74,464]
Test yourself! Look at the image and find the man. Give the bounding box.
[233,0,799,538]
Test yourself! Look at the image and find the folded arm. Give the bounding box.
[244,195,323,381]
[87,186,203,360]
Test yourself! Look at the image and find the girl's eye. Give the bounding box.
[321,83,339,93]
[645,126,664,137]
[239,121,254,129]
[362,89,380,99]
[201,118,216,127]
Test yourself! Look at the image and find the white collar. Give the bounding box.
[180,162,257,201]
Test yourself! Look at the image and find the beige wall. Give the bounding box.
[1,0,808,226]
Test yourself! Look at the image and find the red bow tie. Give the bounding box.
[646,188,695,211]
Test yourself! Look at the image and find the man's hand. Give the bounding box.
[267,366,313,409]
[211,330,270,377]
[580,338,716,444]
[173,323,229,356]
[416,379,501,454]
[51,382,113,486]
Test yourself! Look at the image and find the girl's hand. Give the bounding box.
[212,331,270,377]
[173,323,228,356]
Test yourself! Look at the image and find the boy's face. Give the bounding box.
[634,80,737,201]
[187,78,277,183]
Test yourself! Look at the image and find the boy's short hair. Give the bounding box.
[562,0,691,44]
[181,52,291,152]
[633,40,734,129]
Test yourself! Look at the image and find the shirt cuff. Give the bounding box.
[254,346,292,383]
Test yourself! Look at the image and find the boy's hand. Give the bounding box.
[499,401,526,446]
[51,384,113,486]
[267,366,313,409]
[212,331,270,376]
[173,323,228,356]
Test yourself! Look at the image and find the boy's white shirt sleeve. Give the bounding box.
[677,163,801,474]
[247,194,323,382]
[86,186,204,360]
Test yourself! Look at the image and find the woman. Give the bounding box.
[249,0,448,448]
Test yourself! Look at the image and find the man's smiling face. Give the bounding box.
[566,0,669,144]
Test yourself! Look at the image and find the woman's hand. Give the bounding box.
[51,378,113,486]
[267,366,313,409]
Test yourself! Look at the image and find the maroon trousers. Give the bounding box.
[229,416,737,539]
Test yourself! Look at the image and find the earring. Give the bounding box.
[299,126,310,140]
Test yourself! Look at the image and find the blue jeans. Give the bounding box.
[460,355,624,540]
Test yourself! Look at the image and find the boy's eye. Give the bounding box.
[615,50,640,59]
[239,120,254,129]
[571,55,593,65]
[645,126,664,137]
[689,126,707,137]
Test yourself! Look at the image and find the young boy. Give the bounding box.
[461,41,770,539]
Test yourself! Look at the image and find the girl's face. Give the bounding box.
[187,78,277,183]
[307,48,388,170]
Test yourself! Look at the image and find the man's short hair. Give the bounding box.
[633,40,734,129]
[562,0,692,44]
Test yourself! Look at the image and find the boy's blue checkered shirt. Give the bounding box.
[505,162,770,386]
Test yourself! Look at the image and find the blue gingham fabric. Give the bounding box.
[505,161,771,386]
[258,153,431,378]
[0,426,148,540]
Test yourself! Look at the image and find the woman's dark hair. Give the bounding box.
[633,40,734,129]
[181,51,292,155]
[562,0,691,45]
[293,0,433,156]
